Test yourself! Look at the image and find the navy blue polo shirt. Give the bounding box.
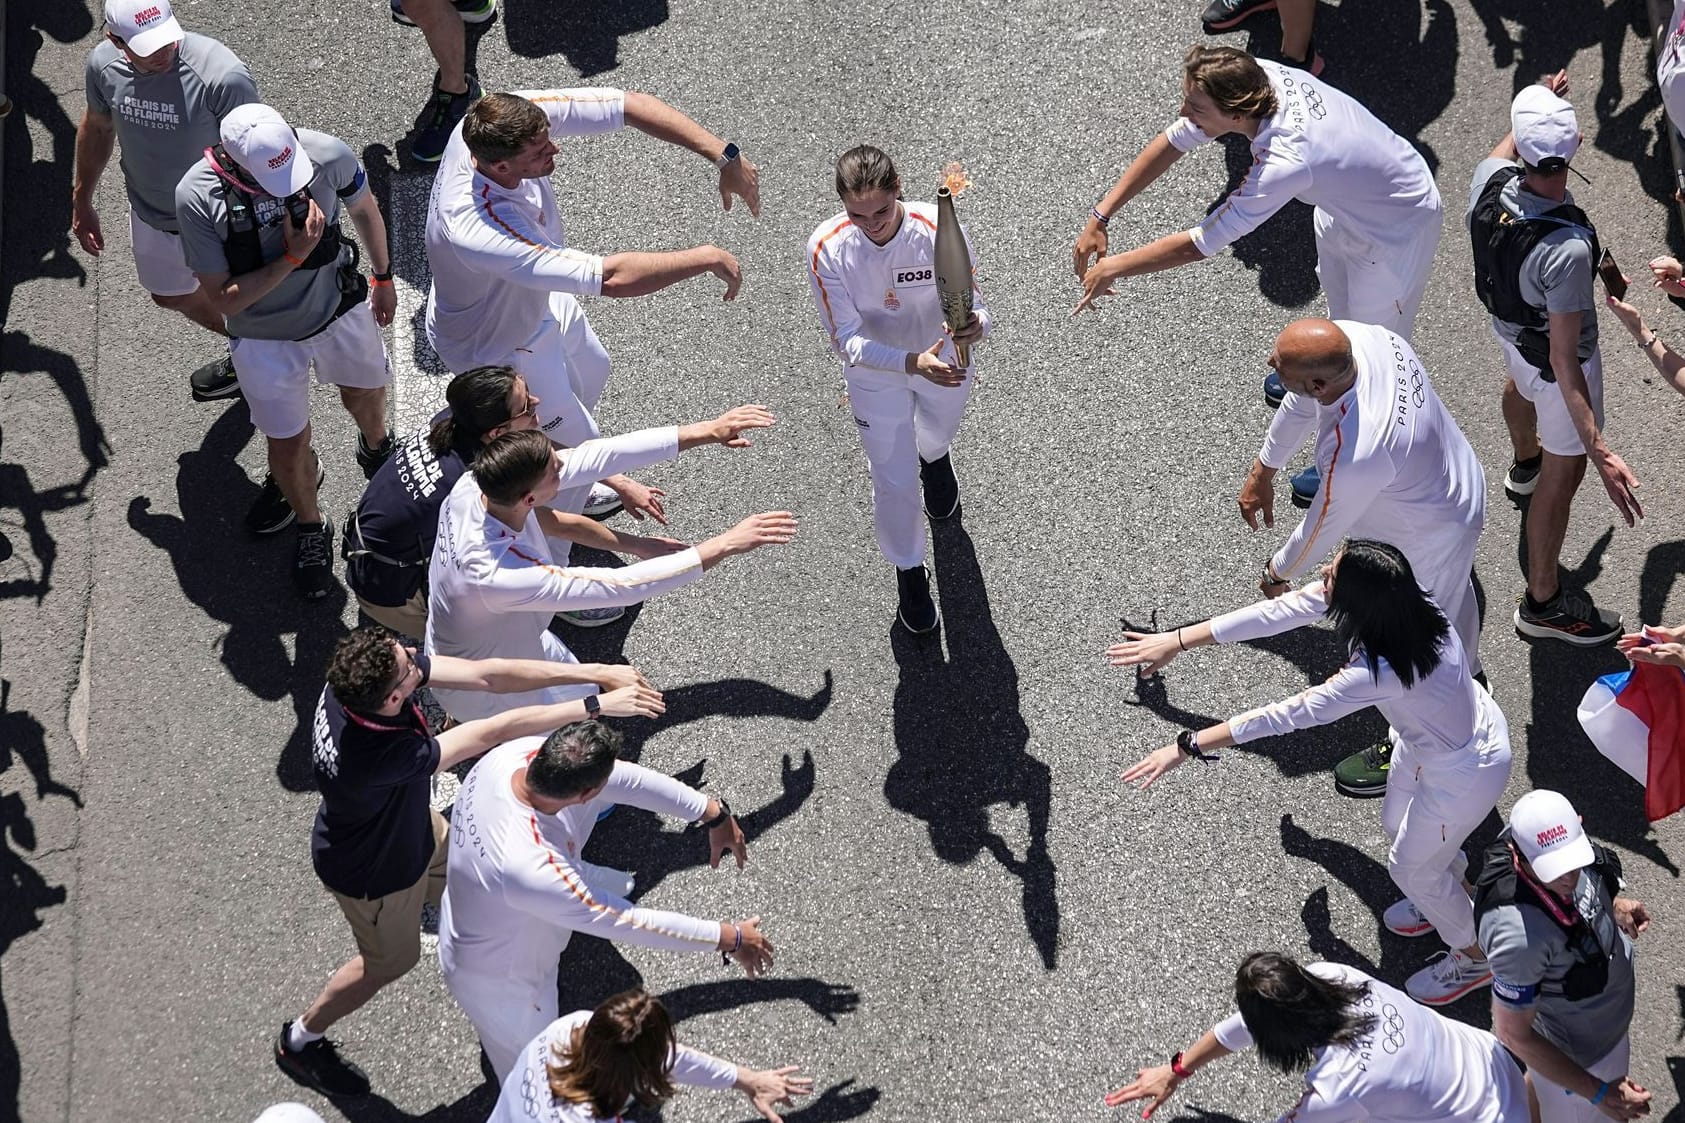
[345,425,468,608]
[309,652,442,899]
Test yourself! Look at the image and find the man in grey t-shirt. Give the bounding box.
[1477,791,1652,1123]
[73,0,259,400]
[175,104,397,600]
[1468,77,1638,648]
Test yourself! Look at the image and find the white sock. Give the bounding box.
[286,1018,324,1052]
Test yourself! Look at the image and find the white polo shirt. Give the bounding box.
[806,201,991,374]
[425,89,623,373]
[440,746,719,986]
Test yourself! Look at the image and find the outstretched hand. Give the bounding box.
[1107,631,1181,676]
[1121,745,1184,790]
[1103,1065,1180,1118]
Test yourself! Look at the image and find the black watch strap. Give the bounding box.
[584,693,601,718]
[701,797,732,829]
[372,269,393,282]
[1177,729,1220,762]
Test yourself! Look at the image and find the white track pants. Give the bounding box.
[508,293,613,517]
[1382,690,1513,951]
[845,366,972,568]
[1314,204,1442,342]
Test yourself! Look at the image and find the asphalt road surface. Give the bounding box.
[6,1,1685,1121]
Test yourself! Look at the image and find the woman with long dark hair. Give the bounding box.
[1105,952,1529,1121]
[1108,539,1512,1007]
[487,988,811,1123]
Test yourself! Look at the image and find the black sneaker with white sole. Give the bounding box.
[920,453,960,519]
[190,353,241,401]
[896,564,938,634]
[1202,0,1277,31]
[1504,454,1542,498]
[357,429,396,480]
[1514,589,1621,647]
[412,74,482,164]
[245,457,325,536]
[274,1023,370,1097]
[294,517,337,600]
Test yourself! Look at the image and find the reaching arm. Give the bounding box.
[600,246,741,300]
[1102,1028,1233,1119]
[1549,310,1642,526]
[1605,296,1685,396]
[621,90,760,216]
[425,652,644,694]
[1491,1002,1650,1115]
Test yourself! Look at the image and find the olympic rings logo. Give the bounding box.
[1303,86,1327,120]
[1380,1003,1407,1054]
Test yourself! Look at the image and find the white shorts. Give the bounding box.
[1493,329,1603,457]
[130,212,201,298]
[1533,1035,1630,1123]
[230,304,391,439]
[442,965,557,1083]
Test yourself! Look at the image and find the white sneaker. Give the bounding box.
[577,860,635,900]
[556,605,627,628]
[1383,898,1436,937]
[1405,949,1492,1006]
[583,483,624,520]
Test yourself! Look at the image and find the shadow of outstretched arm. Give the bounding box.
[659,976,860,1026]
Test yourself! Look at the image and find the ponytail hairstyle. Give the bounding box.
[1323,539,1449,688]
[546,988,677,1116]
[835,144,900,200]
[428,365,522,459]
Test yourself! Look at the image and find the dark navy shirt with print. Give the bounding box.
[310,652,441,899]
[346,419,468,608]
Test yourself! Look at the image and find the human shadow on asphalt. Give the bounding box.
[1281,813,1501,1030]
[501,0,668,76]
[0,0,96,328]
[583,751,819,899]
[1511,508,1679,875]
[126,403,352,791]
[885,519,1059,970]
[0,787,72,1121]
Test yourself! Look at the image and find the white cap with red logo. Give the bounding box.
[220,104,316,198]
[1509,789,1596,882]
[104,0,184,57]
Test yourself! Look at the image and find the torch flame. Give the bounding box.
[942,161,972,196]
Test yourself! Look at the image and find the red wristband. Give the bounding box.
[1170,1052,1193,1080]
[282,251,305,268]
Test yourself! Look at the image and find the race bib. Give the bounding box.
[890,263,935,288]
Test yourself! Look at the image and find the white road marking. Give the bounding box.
[386,174,451,435]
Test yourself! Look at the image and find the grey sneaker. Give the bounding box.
[1514,589,1621,647]
[583,484,624,521]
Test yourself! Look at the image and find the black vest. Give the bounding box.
[1467,166,1599,383]
[1471,836,1621,1002]
[209,143,344,276]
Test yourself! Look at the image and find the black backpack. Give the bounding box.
[1468,165,1599,383]
[1472,835,1621,1001]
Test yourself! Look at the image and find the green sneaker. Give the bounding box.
[1334,741,1391,798]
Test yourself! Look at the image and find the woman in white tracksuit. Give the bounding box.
[1109,539,1512,1008]
[806,145,991,634]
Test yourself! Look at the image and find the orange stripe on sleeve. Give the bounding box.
[525,813,713,945]
[506,543,695,587]
[809,218,854,351]
[1276,403,1346,576]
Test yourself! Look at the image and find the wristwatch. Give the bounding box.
[701,797,733,829]
[715,141,740,170]
[1176,730,1218,762]
[1261,564,1289,588]
[584,693,601,718]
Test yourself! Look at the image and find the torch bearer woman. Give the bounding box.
[805,146,991,634]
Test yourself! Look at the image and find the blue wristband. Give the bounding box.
[1589,1081,1610,1105]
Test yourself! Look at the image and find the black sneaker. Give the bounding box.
[357,429,395,480]
[413,74,482,163]
[294,518,337,600]
[1202,0,1277,32]
[1504,454,1542,498]
[1514,589,1621,647]
[1264,369,1286,409]
[190,353,241,402]
[274,1023,370,1097]
[245,456,325,536]
[896,565,938,634]
[920,453,961,520]
[391,0,498,25]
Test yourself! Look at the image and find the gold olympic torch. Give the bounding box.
[934,164,975,368]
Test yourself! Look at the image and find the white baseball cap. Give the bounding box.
[1509,790,1595,882]
[1511,85,1580,171]
[220,104,315,198]
[252,1106,328,1123]
[104,0,183,57]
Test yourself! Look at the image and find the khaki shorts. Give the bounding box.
[329,808,447,979]
[355,584,428,640]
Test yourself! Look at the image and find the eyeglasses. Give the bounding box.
[506,396,538,424]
